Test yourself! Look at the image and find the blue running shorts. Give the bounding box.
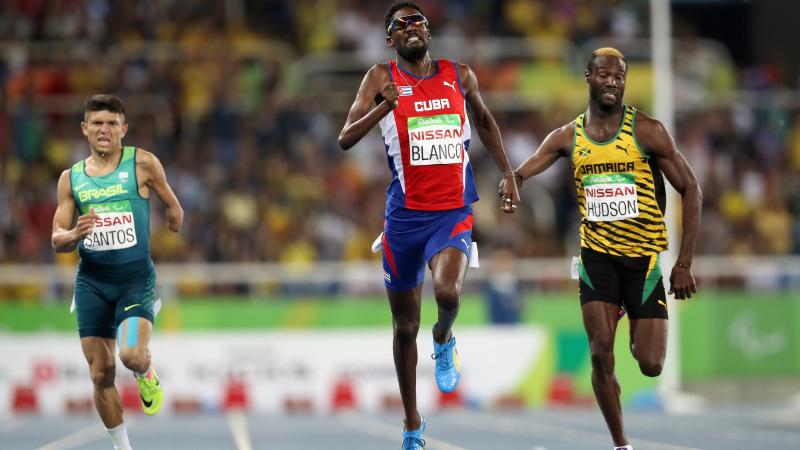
[381,206,473,291]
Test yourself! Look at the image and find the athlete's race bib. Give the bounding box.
[407,114,463,166]
[83,200,137,251]
[582,173,639,222]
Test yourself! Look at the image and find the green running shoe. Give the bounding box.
[135,367,163,415]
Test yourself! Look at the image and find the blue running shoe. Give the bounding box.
[402,417,426,450]
[432,328,461,393]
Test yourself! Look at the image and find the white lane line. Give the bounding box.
[339,413,473,450]
[227,412,254,450]
[32,424,107,450]
[455,411,704,450]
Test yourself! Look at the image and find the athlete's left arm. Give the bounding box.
[137,149,184,233]
[636,113,702,300]
[457,63,519,213]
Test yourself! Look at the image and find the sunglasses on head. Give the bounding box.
[387,14,428,34]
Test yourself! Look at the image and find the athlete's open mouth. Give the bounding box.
[602,90,618,100]
[405,33,423,44]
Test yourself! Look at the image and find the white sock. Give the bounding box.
[106,422,132,450]
[614,445,633,450]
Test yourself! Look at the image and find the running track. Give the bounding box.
[3,406,800,450]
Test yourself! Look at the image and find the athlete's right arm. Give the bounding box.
[338,65,398,150]
[51,170,95,253]
[499,123,573,195]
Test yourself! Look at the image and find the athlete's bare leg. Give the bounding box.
[429,247,468,344]
[629,318,667,376]
[117,316,153,374]
[387,285,423,431]
[582,301,628,447]
[81,337,123,428]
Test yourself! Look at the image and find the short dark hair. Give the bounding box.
[585,47,626,74]
[85,94,125,120]
[384,1,425,33]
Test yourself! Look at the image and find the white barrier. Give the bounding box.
[0,327,548,415]
[1,256,799,297]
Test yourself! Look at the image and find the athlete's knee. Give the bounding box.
[638,358,664,377]
[433,282,461,310]
[119,347,148,373]
[90,361,116,388]
[589,340,615,373]
[393,317,420,342]
[590,351,615,373]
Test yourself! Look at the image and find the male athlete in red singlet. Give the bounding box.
[338,2,520,449]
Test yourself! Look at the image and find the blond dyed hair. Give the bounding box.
[586,47,626,74]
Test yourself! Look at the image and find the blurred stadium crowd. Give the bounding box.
[1,0,799,270]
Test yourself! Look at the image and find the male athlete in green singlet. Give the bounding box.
[51,95,183,450]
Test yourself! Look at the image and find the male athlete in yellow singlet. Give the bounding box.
[500,48,701,450]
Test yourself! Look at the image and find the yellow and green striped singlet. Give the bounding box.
[571,105,668,256]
